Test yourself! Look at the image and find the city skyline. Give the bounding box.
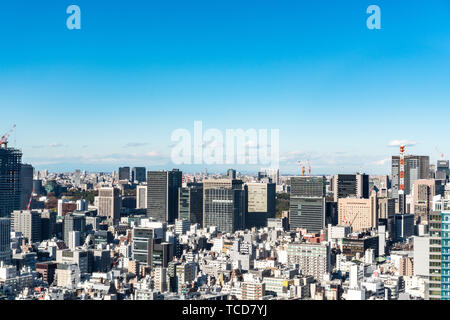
[1,1,450,173]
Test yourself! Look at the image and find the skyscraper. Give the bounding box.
[246,182,276,229]
[203,179,246,233]
[20,164,33,210]
[178,182,203,226]
[11,210,42,243]
[146,169,182,223]
[332,173,369,202]
[118,167,131,181]
[136,185,148,209]
[436,160,449,181]
[63,213,86,246]
[0,218,11,264]
[413,179,435,223]
[289,176,326,233]
[391,155,430,197]
[132,167,146,184]
[97,187,121,225]
[0,147,22,218]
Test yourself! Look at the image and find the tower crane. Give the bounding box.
[0,124,16,148]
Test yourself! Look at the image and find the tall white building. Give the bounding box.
[136,185,147,209]
[97,187,121,225]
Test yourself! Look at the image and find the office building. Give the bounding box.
[392,155,430,197]
[97,187,121,225]
[289,176,326,233]
[0,218,11,264]
[287,242,330,281]
[203,179,246,234]
[227,169,237,180]
[0,147,22,218]
[337,192,378,232]
[11,210,42,243]
[132,167,146,184]
[246,182,276,229]
[178,183,203,226]
[146,169,182,223]
[332,173,369,202]
[63,213,86,246]
[436,160,449,181]
[137,185,148,209]
[413,179,435,223]
[428,210,450,300]
[20,164,33,210]
[118,167,130,181]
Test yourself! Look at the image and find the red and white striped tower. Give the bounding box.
[399,145,406,195]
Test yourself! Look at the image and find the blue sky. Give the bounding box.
[1,0,450,174]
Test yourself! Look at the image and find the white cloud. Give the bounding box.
[388,140,417,147]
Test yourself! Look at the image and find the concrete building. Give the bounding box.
[203,179,246,234]
[332,173,369,202]
[392,155,430,197]
[289,176,326,233]
[178,183,203,226]
[245,182,275,229]
[97,187,121,225]
[136,185,147,209]
[146,170,182,223]
[337,192,378,232]
[287,242,330,281]
[0,218,11,264]
[11,210,42,243]
[0,147,22,218]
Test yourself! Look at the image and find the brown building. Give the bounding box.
[413,179,435,223]
[338,191,378,232]
[36,261,58,284]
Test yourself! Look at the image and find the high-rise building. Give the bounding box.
[63,213,86,246]
[203,179,246,233]
[332,173,369,202]
[338,191,378,232]
[287,242,330,281]
[136,185,148,209]
[227,169,237,180]
[289,176,326,233]
[72,169,81,187]
[118,167,131,181]
[392,155,430,197]
[146,170,182,223]
[11,210,42,243]
[20,164,33,210]
[132,167,146,184]
[97,187,121,225]
[178,183,203,226]
[436,160,449,181]
[0,147,22,218]
[413,179,435,223]
[428,210,450,300]
[258,168,280,185]
[246,182,276,229]
[0,218,11,264]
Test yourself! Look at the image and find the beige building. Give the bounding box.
[242,281,265,300]
[338,192,377,232]
[413,179,435,223]
[97,187,121,225]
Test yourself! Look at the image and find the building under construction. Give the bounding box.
[0,147,22,217]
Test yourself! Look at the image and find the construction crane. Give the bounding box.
[297,161,302,176]
[307,159,311,177]
[436,146,445,159]
[0,124,16,148]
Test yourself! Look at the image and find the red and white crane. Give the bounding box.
[0,124,16,148]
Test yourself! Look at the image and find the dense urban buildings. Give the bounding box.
[0,141,449,301]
